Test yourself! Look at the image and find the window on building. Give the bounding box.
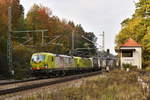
[122,51,133,57]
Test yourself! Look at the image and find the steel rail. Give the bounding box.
[0,77,46,86]
[0,70,102,96]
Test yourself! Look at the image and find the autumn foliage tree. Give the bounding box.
[0,3,97,77]
[115,0,150,63]
[25,4,97,55]
[0,0,24,53]
[0,0,25,76]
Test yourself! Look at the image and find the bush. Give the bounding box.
[0,53,9,77]
[122,63,132,70]
[12,45,34,79]
[142,60,150,70]
[18,70,147,100]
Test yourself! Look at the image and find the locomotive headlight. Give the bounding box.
[44,64,48,68]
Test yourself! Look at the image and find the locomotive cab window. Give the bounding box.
[122,50,133,57]
[31,55,45,62]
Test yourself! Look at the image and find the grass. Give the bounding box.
[9,70,150,100]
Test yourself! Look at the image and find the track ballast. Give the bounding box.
[0,70,103,96]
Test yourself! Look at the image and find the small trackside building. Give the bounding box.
[117,38,142,69]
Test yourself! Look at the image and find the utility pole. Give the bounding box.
[72,30,75,56]
[99,31,105,51]
[41,31,44,46]
[7,7,13,75]
[102,31,105,51]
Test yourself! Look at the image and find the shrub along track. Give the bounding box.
[0,70,103,96]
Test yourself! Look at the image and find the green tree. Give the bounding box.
[115,0,150,62]
[141,33,150,60]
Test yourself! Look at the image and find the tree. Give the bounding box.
[0,0,24,53]
[26,4,52,30]
[26,4,98,55]
[115,0,150,61]
[141,33,150,60]
[0,0,25,76]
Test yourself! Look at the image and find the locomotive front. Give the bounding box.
[30,53,48,70]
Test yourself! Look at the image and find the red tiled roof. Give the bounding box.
[120,38,141,47]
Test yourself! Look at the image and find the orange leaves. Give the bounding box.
[38,7,52,17]
[26,4,53,30]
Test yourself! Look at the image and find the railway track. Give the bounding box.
[0,70,103,96]
[0,77,41,85]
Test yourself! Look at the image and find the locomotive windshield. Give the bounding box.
[31,54,45,62]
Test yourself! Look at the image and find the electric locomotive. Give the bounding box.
[30,52,98,76]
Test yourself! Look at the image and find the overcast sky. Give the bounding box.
[20,0,138,54]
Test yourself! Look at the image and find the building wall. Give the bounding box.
[120,47,142,69]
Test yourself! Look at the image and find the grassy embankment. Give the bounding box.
[18,70,150,100]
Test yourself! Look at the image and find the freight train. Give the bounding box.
[30,52,117,76]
